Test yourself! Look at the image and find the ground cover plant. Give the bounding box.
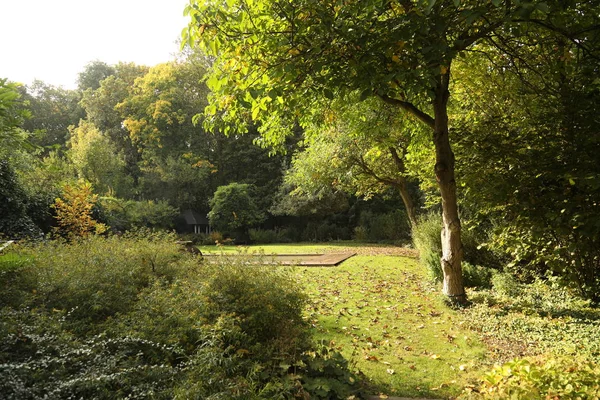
[0,235,361,399]
[201,242,600,399]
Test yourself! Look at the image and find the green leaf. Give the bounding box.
[359,89,371,101]
[324,88,334,100]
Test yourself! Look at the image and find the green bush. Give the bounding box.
[99,197,178,231]
[16,232,183,334]
[412,212,495,287]
[0,308,179,400]
[461,357,600,399]
[0,235,362,399]
[208,183,266,235]
[302,221,350,242]
[355,210,411,243]
[412,212,443,282]
[249,228,293,244]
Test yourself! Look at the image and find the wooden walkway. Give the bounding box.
[203,252,356,266]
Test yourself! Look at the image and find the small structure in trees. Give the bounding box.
[179,209,210,234]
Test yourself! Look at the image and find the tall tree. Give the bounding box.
[20,80,84,151]
[80,62,149,184]
[185,0,600,303]
[0,79,32,154]
[77,60,116,91]
[288,96,426,227]
[184,0,551,303]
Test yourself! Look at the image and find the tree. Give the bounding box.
[20,80,84,151]
[68,120,133,197]
[452,26,600,300]
[184,0,523,303]
[52,181,107,238]
[286,96,426,227]
[0,160,40,238]
[80,62,149,184]
[77,61,116,91]
[185,0,600,303]
[0,79,32,154]
[208,183,266,236]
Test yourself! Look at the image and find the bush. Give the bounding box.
[248,228,293,244]
[412,212,443,282]
[0,235,362,399]
[301,221,350,242]
[412,212,495,287]
[208,183,266,235]
[355,210,411,243]
[461,357,600,399]
[14,232,183,334]
[0,308,179,400]
[99,197,178,231]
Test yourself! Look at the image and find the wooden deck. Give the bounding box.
[202,252,356,266]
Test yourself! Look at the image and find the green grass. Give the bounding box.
[198,242,486,397]
[295,252,486,398]
[198,241,400,255]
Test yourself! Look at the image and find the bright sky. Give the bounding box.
[1,0,190,89]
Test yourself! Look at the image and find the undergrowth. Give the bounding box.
[0,234,362,399]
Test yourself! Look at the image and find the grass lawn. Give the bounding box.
[198,241,413,255]
[200,243,487,398]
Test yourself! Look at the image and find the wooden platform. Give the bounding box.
[202,252,356,266]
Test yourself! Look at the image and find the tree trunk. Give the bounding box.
[388,147,418,228]
[398,180,418,228]
[432,69,467,305]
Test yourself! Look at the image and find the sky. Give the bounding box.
[1,0,190,89]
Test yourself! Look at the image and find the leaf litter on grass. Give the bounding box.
[297,253,487,399]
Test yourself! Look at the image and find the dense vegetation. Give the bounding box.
[2,0,600,398]
[0,235,362,399]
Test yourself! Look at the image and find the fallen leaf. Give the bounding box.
[386,368,395,375]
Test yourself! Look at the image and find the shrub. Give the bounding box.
[0,235,362,399]
[302,221,350,242]
[413,212,495,287]
[52,181,107,238]
[248,228,292,244]
[18,232,183,334]
[99,197,178,231]
[462,262,493,289]
[412,212,443,282]
[249,228,279,244]
[0,308,179,400]
[208,183,266,235]
[355,210,411,243]
[461,357,600,399]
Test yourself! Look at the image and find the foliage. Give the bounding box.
[21,80,84,150]
[52,181,107,238]
[99,197,178,232]
[0,160,41,239]
[355,210,411,244]
[77,60,116,91]
[412,212,497,287]
[208,183,266,235]
[464,276,600,363]
[0,78,32,154]
[0,236,363,399]
[248,228,292,244]
[461,357,600,400]
[452,24,600,301]
[68,120,132,196]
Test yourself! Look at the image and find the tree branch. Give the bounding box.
[377,94,435,129]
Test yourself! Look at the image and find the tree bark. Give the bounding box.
[389,147,418,228]
[432,68,467,305]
